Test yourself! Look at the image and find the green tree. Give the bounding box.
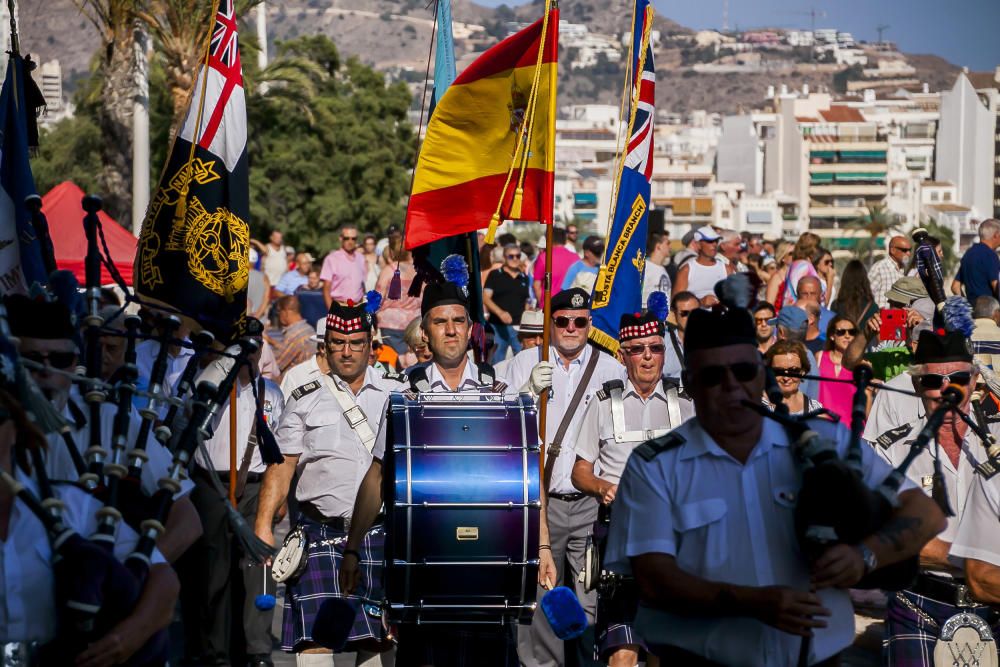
[848,204,898,267]
[31,115,105,196]
[243,35,414,252]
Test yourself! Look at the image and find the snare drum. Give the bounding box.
[383,391,541,625]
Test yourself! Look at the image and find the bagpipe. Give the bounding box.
[3,194,276,663]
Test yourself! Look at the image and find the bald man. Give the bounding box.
[869,235,912,308]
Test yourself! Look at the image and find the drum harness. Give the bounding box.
[272,373,379,584]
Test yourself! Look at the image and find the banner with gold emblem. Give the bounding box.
[135,0,249,342]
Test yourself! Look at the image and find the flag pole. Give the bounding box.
[228,383,238,507]
[538,0,558,484]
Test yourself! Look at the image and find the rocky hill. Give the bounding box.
[20,0,960,116]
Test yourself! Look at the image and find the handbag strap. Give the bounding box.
[320,373,377,452]
[543,350,600,492]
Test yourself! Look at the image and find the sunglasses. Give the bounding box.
[834,327,857,336]
[772,367,804,378]
[918,371,972,390]
[677,309,696,318]
[891,246,912,253]
[692,362,761,387]
[23,350,77,369]
[505,254,520,260]
[554,316,589,329]
[754,316,773,325]
[341,235,358,241]
[622,343,666,357]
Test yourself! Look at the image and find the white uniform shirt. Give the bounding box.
[874,415,996,557]
[372,359,489,461]
[605,416,913,666]
[279,355,322,397]
[862,372,922,445]
[195,378,285,474]
[45,391,194,499]
[501,345,623,494]
[952,470,1000,567]
[275,367,402,518]
[574,380,693,485]
[135,338,195,417]
[0,469,166,643]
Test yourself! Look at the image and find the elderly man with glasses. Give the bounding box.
[319,225,367,309]
[572,310,693,667]
[603,305,943,666]
[873,329,1000,665]
[501,287,624,667]
[870,235,912,308]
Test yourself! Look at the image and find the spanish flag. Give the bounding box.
[404,9,558,250]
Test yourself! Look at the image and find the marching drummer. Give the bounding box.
[571,309,693,667]
[341,271,558,666]
[255,298,403,665]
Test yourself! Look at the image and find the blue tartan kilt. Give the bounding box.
[884,590,1000,666]
[280,518,386,652]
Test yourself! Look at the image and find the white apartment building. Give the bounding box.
[935,71,998,221]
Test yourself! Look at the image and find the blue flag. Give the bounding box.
[431,0,456,108]
[589,0,656,354]
[0,54,47,294]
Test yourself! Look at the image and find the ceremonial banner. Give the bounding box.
[135,0,249,341]
[589,0,655,354]
[0,54,47,294]
[404,10,558,249]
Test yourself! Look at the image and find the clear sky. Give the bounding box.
[477,0,1000,72]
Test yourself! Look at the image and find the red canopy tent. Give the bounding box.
[41,181,138,286]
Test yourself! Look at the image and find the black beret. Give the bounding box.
[551,288,590,313]
[421,282,469,316]
[5,295,76,340]
[913,329,973,364]
[619,311,664,342]
[683,307,756,356]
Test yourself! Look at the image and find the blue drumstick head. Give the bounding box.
[541,586,587,640]
[254,594,276,611]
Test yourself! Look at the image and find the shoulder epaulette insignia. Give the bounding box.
[597,379,624,401]
[875,424,913,450]
[977,459,1000,480]
[382,369,406,383]
[635,432,686,461]
[291,380,322,401]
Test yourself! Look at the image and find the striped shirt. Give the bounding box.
[273,319,316,375]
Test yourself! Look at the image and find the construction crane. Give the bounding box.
[876,24,890,45]
[787,7,827,34]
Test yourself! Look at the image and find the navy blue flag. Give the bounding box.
[0,54,48,294]
[589,0,655,354]
[135,0,250,342]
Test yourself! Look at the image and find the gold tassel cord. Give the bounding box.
[485,0,554,243]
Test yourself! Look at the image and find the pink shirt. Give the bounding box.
[320,248,366,304]
[533,246,579,300]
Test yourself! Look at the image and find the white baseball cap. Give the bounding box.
[694,226,721,242]
[312,318,326,343]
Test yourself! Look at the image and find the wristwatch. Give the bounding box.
[857,543,878,575]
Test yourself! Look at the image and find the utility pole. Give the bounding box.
[257,2,268,70]
[132,19,150,235]
[722,0,729,33]
[876,24,889,45]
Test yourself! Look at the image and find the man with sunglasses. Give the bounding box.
[320,225,367,310]
[604,306,943,666]
[501,287,624,667]
[6,295,202,565]
[571,311,693,667]
[870,235,912,308]
[484,243,530,362]
[874,329,1000,664]
[256,298,402,666]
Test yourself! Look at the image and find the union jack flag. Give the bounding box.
[623,0,655,181]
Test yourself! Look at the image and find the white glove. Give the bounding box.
[521,361,554,397]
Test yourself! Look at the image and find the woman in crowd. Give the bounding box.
[374,232,421,355]
[764,339,823,415]
[817,316,858,427]
[363,233,380,291]
[766,235,819,309]
[398,316,433,369]
[813,247,837,303]
[830,259,879,329]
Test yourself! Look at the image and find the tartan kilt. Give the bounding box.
[592,511,648,659]
[280,519,386,652]
[884,589,1000,666]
